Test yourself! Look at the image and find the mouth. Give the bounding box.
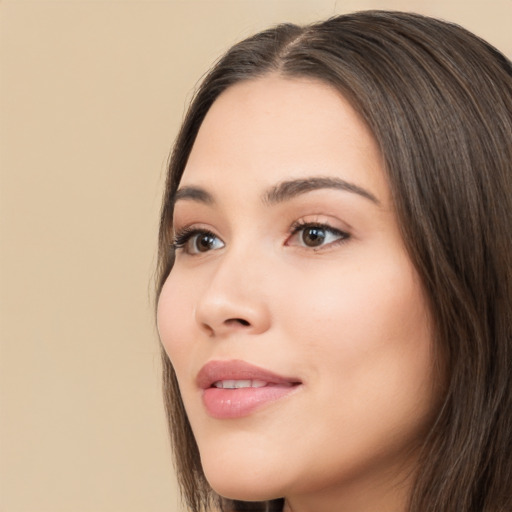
[197,360,302,419]
[212,379,290,389]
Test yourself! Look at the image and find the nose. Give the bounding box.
[194,248,272,338]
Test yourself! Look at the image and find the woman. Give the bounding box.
[156,11,512,512]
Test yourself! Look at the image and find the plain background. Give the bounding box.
[1,1,511,511]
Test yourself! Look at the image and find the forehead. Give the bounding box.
[181,75,389,203]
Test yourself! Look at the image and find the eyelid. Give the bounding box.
[172,221,217,244]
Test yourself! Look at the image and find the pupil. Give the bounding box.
[303,227,325,247]
[197,234,214,251]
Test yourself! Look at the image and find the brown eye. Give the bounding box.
[287,223,350,249]
[173,229,224,255]
[194,233,219,252]
[301,227,326,247]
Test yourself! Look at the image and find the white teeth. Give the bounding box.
[213,379,268,389]
[234,380,251,389]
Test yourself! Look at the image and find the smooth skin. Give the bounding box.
[158,75,441,512]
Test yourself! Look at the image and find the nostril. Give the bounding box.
[226,318,251,327]
[201,323,215,336]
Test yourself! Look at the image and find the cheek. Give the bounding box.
[276,257,436,469]
[281,251,435,412]
[282,253,429,347]
[157,273,196,375]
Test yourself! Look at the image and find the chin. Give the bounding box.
[195,425,290,501]
[207,478,281,503]
[202,459,285,502]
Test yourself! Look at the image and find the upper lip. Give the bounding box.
[196,359,301,389]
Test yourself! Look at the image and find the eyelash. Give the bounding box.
[171,221,350,254]
[172,227,219,252]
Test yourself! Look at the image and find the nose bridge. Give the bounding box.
[194,237,271,337]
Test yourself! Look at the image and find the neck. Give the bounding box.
[281,463,414,512]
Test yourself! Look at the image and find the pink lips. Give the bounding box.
[197,360,301,419]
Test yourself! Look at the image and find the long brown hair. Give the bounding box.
[157,11,512,512]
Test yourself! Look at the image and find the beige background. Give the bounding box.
[1,1,510,511]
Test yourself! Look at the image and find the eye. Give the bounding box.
[172,228,225,255]
[287,222,349,249]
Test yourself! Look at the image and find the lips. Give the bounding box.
[197,360,301,419]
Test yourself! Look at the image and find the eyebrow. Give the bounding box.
[171,186,214,207]
[263,176,380,206]
[171,176,380,208]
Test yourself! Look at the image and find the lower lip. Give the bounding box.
[202,385,299,419]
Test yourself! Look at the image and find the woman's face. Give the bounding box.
[158,76,439,512]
